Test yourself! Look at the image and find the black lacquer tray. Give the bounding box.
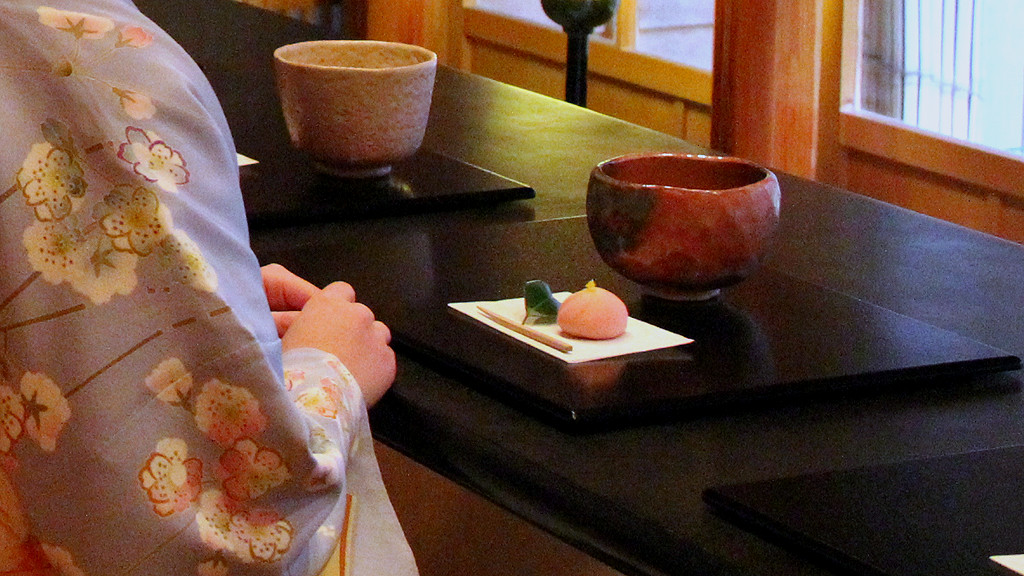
[705,446,1024,576]
[355,217,1021,431]
[241,149,535,226]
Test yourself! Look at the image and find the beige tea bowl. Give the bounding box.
[273,40,437,178]
[587,153,781,301]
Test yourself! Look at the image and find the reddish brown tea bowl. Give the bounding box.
[587,153,781,300]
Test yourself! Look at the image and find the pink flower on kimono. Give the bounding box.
[325,358,348,381]
[118,26,153,48]
[228,508,293,563]
[197,491,293,563]
[218,439,290,502]
[0,386,25,454]
[98,185,171,256]
[145,358,193,404]
[37,7,114,40]
[295,377,345,420]
[113,88,156,120]
[138,438,204,516]
[194,380,268,448]
[19,372,70,452]
[117,128,189,193]
[17,142,87,221]
[283,369,305,391]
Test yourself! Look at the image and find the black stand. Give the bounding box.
[541,0,617,108]
[565,31,590,107]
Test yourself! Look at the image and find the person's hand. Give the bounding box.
[280,281,396,406]
[262,263,321,337]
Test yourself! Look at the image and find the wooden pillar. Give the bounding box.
[712,0,834,179]
[365,0,453,62]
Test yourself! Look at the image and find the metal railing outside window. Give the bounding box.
[859,0,1024,157]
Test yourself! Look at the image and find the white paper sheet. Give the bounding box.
[236,153,258,166]
[992,555,1024,574]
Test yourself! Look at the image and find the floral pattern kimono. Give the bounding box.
[0,2,417,576]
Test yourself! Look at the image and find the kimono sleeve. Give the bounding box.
[0,2,415,576]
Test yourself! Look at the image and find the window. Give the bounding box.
[471,0,715,71]
[472,0,557,27]
[840,0,1024,199]
[461,0,714,145]
[856,0,1024,158]
[634,0,714,71]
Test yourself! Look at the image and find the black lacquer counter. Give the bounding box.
[136,2,1024,574]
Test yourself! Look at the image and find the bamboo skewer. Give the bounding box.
[476,305,574,354]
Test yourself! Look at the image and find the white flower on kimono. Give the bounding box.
[117,127,190,193]
[305,452,341,492]
[145,358,193,405]
[113,87,156,120]
[117,26,153,48]
[196,490,238,552]
[39,542,87,576]
[227,508,293,563]
[97,185,171,256]
[138,437,204,517]
[218,438,290,502]
[157,230,218,292]
[197,557,229,576]
[22,219,88,285]
[37,7,114,40]
[16,142,87,221]
[305,425,342,492]
[295,377,345,420]
[75,244,138,304]
[194,380,267,448]
[307,424,338,456]
[19,372,70,452]
[24,219,140,304]
[316,524,339,542]
[0,386,25,454]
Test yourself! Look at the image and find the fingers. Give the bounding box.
[375,319,392,345]
[320,281,356,303]
[271,310,300,338]
[298,284,365,324]
[262,263,321,312]
[279,281,395,406]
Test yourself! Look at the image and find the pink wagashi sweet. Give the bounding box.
[557,280,628,340]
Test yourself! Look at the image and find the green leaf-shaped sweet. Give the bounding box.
[523,279,561,325]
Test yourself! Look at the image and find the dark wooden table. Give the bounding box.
[137,1,1024,575]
